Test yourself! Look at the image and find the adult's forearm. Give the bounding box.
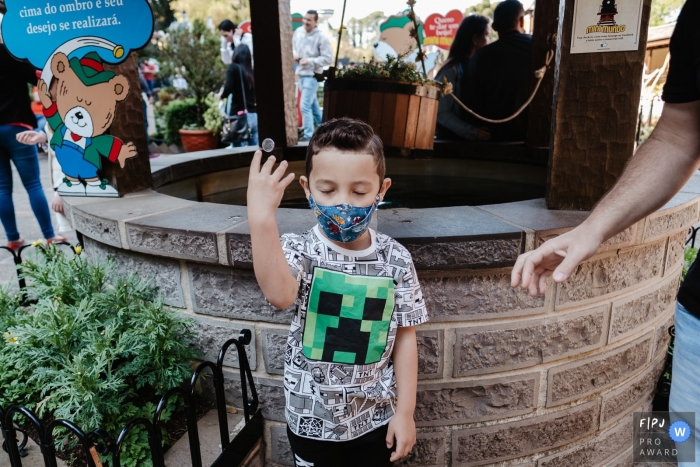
[583,104,700,242]
[392,327,417,416]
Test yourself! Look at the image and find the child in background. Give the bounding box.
[247,118,428,466]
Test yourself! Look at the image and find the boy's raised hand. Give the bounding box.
[247,151,295,222]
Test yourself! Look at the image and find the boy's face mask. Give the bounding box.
[309,195,380,243]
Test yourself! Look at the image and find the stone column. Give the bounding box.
[546,0,652,210]
[525,0,559,148]
[103,53,153,195]
[250,0,299,148]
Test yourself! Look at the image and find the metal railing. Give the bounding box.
[0,329,262,467]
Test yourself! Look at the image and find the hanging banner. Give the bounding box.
[1,0,154,197]
[423,10,463,50]
[570,0,644,53]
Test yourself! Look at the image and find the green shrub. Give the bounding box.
[0,245,201,466]
[203,93,224,136]
[683,246,698,281]
[162,98,198,145]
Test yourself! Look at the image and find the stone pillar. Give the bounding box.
[250,0,299,148]
[103,53,153,195]
[546,0,652,210]
[525,0,559,148]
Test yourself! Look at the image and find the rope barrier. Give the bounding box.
[440,49,555,124]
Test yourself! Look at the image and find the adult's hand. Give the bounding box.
[476,127,491,141]
[299,58,309,66]
[511,226,603,296]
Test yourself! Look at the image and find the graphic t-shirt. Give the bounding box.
[281,226,429,441]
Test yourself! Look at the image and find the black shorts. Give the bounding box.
[286,423,393,467]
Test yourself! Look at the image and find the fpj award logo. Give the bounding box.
[634,412,695,463]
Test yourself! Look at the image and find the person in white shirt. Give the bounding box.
[292,10,332,140]
[219,19,254,67]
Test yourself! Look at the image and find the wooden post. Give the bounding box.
[525,0,559,148]
[250,0,299,148]
[546,0,651,210]
[102,53,153,195]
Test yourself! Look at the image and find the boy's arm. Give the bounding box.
[386,326,418,462]
[247,151,299,309]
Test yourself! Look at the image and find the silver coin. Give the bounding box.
[262,138,275,152]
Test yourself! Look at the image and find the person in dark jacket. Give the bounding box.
[463,0,532,141]
[221,44,258,147]
[0,42,64,250]
[434,15,491,141]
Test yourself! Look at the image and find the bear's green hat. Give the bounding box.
[68,52,116,86]
[379,12,424,44]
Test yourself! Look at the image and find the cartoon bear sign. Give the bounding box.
[1,0,154,197]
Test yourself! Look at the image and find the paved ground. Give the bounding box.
[0,152,78,288]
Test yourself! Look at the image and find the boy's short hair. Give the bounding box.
[305,118,385,182]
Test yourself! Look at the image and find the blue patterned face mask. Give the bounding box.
[309,195,380,243]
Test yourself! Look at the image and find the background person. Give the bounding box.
[219,19,254,66]
[0,42,63,251]
[463,0,532,141]
[435,15,491,141]
[292,10,332,141]
[221,44,258,147]
[511,0,700,461]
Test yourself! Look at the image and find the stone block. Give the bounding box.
[420,269,546,322]
[191,316,256,370]
[73,211,121,247]
[664,230,687,275]
[451,400,599,466]
[189,263,293,324]
[600,352,666,428]
[547,332,653,407]
[605,448,633,467]
[454,305,608,376]
[402,237,523,270]
[654,311,674,357]
[608,273,679,344]
[270,424,293,466]
[555,241,665,308]
[128,226,219,263]
[83,237,185,307]
[537,416,631,467]
[262,328,288,375]
[395,431,445,467]
[417,330,444,379]
[415,373,539,426]
[222,372,286,422]
[642,194,699,242]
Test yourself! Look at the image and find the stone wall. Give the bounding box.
[69,171,700,466]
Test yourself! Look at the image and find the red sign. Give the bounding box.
[423,10,463,50]
[238,20,252,34]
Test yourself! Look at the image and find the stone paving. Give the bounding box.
[0,152,78,288]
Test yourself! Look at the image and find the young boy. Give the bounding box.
[247,118,428,466]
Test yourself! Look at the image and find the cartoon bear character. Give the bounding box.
[38,51,138,197]
[373,14,441,75]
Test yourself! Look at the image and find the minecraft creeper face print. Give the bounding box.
[302,268,395,365]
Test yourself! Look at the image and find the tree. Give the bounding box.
[170,0,250,28]
[649,0,683,26]
[338,11,385,63]
[149,0,176,30]
[158,19,226,127]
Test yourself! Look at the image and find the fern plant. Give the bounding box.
[0,245,200,467]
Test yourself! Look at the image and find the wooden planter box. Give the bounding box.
[323,79,440,149]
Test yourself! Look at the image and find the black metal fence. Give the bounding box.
[0,327,262,467]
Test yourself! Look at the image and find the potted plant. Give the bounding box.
[158,19,225,152]
[325,54,441,150]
